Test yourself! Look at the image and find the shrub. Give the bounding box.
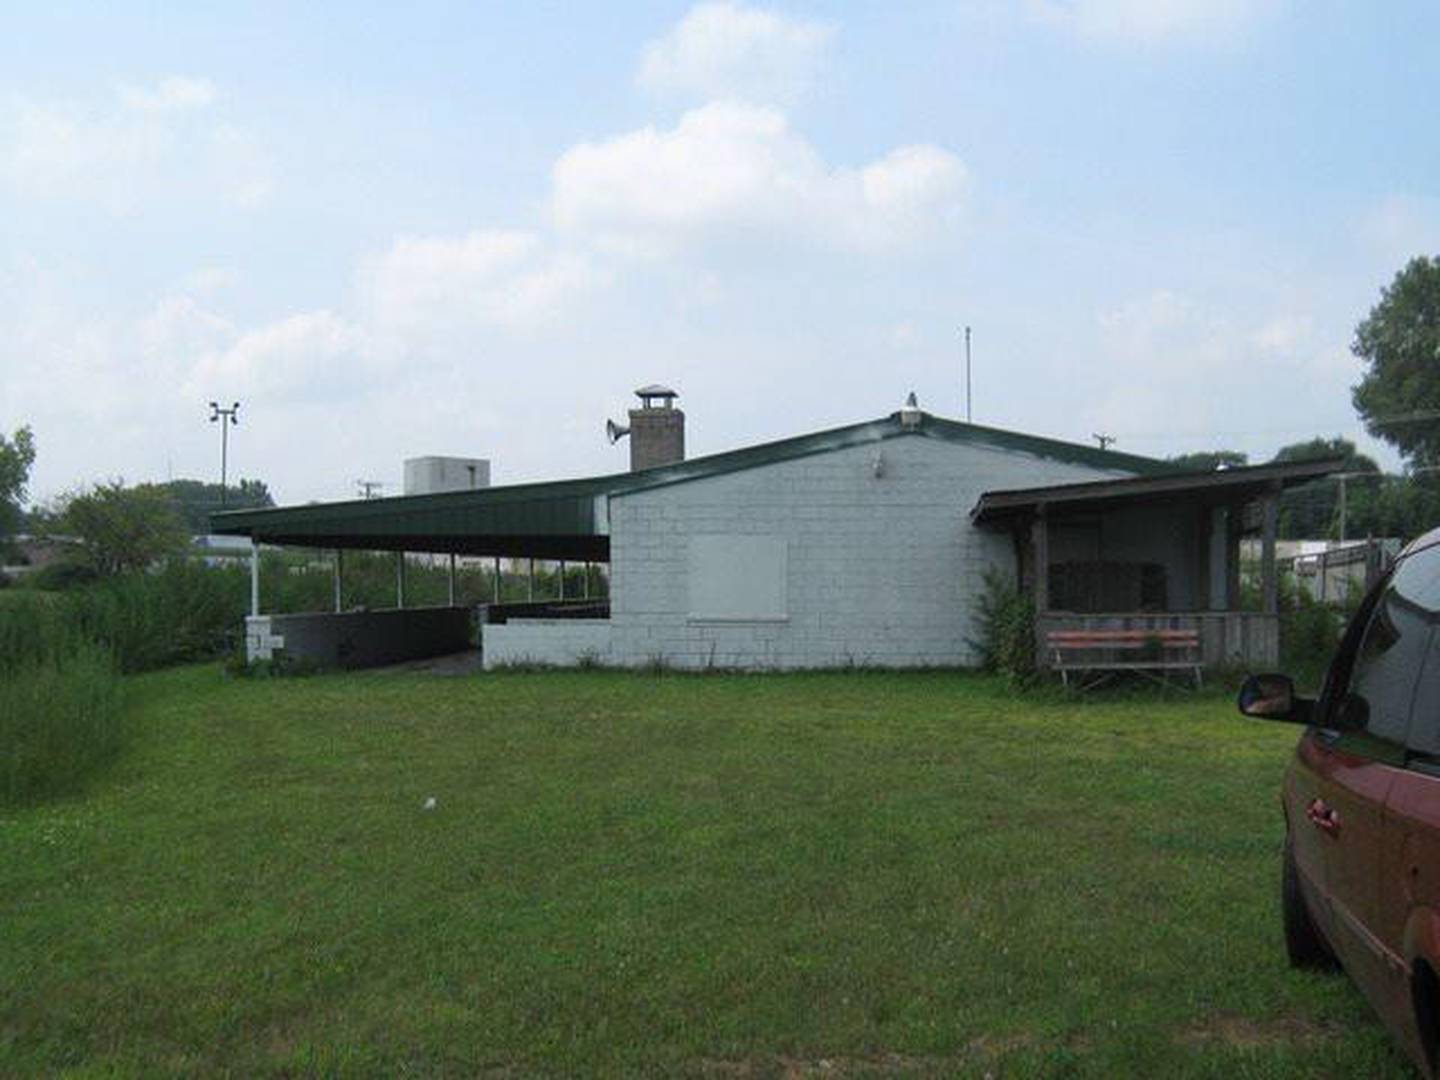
[67,561,248,673]
[970,568,1035,683]
[1280,592,1345,689]
[27,559,101,591]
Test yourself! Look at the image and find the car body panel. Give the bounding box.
[1249,530,1440,1077]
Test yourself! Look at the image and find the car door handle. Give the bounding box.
[1306,798,1342,836]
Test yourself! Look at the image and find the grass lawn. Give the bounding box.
[0,667,1414,1077]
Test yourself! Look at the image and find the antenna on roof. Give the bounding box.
[605,417,630,444]
[963,325,972,423]
[1093,433,1116,451]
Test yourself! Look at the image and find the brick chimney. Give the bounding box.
[628,384,685,471]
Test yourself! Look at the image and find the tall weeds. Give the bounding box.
[0,595,123,804]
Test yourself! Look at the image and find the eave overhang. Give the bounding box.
[969,457,1348,527]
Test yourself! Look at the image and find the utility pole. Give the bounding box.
[1093,433,1115,451]
[1332,470,1382,543]
[208,401,240,506]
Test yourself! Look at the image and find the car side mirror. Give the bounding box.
[1237,673,1314,725]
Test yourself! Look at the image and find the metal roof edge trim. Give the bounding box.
[608,411,1167,499]
[212,410,1170,537]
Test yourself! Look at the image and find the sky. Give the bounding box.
[3,0,1439,507]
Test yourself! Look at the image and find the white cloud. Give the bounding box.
[1027,0,1280,44]
[1250,312,1312,356]
[190,310,366,401]
[180,266,240,295]
[1356,194,1440,266]
[552,101,966,255]
[0,78,270,209]
[6,100,168,195]
[637,2,833,105]
[208,125,274,206]
[359,229,596,343]
[117,76,217,113]
[138,295,235,365]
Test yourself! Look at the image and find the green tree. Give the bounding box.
[1352,255,1440,467]
[1271,437,1379,540]
[1345,473,1440,541]
[156,477,275,532]
[1167,450,1248,472]
[0,425,36,546]
[60,482,189,576]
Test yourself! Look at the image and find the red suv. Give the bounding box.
[1239,527,1440,1075]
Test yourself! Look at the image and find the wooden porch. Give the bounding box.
[970,457,1343,674]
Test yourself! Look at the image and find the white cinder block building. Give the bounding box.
[216,389,1340,672]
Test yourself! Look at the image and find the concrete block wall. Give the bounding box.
[245,606,473,669]
[605,434,1133,670]
[482,620,614,669]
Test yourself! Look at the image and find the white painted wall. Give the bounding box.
[604,433,1132,670]
[483,620,613,669]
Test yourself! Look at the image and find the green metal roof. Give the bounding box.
[209,474,615,560]
[211,410,1169,555]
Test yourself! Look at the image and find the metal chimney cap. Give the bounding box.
[635,384,678,400]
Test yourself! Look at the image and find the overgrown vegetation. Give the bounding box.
[0,594,124,804]
[0,668,1411,1076]
[970,567,1035,683]
[1239,562,1354,690]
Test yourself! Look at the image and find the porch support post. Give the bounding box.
[1261,484,1280,615]
[528,557,535,602]
[1226,506,1243,610]
[448,553,456,606]
[1195,507,1212,612]
[1031,505,1049,616]
[559,559,566,601]
[494,556,501,602]
[583,561,590,599]
[250,540,260,617]
[1207,509,1228,610]
[1031,506,1049,668]
[395,551,405,609]
[333,549,343,613]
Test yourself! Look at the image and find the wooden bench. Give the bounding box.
[1046,628,1203,690]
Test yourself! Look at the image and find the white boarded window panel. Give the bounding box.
[688,535,788,621]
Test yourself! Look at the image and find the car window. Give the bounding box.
[1341,548,1440,747]
[1409,631,1440,757]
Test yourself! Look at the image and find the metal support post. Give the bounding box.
[559,560,566,600]
[333,549,343,613]
[494,556,501,602]
[528,557,535,602]
[395,551,405,609]
[249,540,260,617]
[448,553,457,606]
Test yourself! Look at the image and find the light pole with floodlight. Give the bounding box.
[209,401,240,506]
